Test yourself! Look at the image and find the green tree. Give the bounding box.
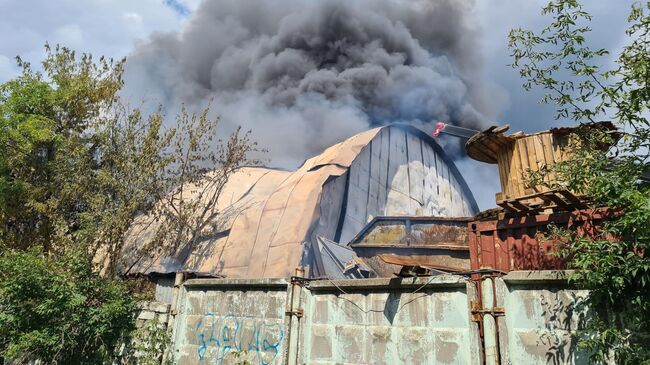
[0,248,135,364]
[0,45,172,266]
[509,1,650,363]
[0,45,257,363]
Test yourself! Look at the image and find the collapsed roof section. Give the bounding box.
[121,124,478,278]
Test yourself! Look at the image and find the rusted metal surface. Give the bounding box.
[350,216,472,247]
[379,254,467,272]
[354,247,470,277]
[468,208,618,272]
[348,216,472,277]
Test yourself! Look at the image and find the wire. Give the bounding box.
[322,272,465,315]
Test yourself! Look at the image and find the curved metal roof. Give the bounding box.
[120,124,477,278]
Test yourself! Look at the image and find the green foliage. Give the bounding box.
[509,1,650,363]
[130,320,172,365]
[0,44,118,250]
[141,107,260,264]
[0,45,173,269]
[0,44,258,363]
[229,350,252,365]
[0,44,259,273]
[0,248,136,364]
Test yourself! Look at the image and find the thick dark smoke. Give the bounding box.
[123,0,496,167]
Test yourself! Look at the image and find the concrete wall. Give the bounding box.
[497,271,591,365]
[137,301,171,326]
[299,277,480,364]
[114,300,171,362]
[171,279,290,365]
[168,271,590,365]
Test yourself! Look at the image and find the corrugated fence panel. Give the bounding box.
[468,209,617,272]
[155,276,175,304]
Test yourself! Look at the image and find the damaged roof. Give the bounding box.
[121,124,478,278]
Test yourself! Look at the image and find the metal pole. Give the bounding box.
[482,277,499,365]
[285,267,305,365]
[163,272,185,364]
[439,125,479,139]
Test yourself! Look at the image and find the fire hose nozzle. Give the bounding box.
[433,122,479,139]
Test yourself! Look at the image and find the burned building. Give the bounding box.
[121,124,478,283]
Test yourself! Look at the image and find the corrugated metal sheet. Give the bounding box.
[311,236,375,279]
[468,208,617,272]
[154,276,175,304]
[121,125,478,279]
[122,128,381,278]
[338,127,477,244]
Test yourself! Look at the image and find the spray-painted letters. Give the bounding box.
[193,313,284,365]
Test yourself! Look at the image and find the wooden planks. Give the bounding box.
[468,122,617,209]
[496,131,579,207]
[496,188,591,215]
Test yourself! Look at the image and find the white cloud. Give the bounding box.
[0,55,16,81]
[53,24,84,48]
[179,0,202,12]
[0,0,184,82]
[123,12,144,30]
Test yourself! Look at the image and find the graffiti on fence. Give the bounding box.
[193,313,284,365]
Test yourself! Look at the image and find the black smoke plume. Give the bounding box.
[123,0,495,167]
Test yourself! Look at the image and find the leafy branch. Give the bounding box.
[509,1,650,363]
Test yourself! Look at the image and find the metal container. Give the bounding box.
[468,208,616,272]
[348,216,474,276]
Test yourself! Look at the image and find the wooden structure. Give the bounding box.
[465,121,616,212]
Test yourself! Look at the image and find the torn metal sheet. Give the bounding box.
[311,236,375,279]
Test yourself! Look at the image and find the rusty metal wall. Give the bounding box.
[468,209,616,272]
[169,272,591,365]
